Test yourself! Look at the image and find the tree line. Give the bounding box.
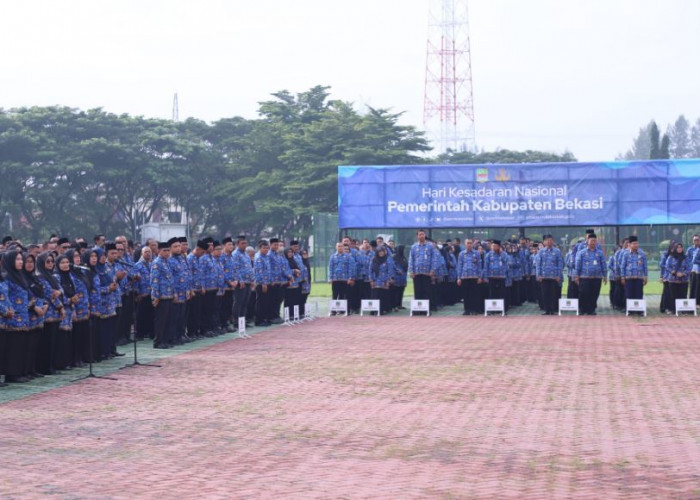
[0,85,578,243]
[621,115,700,160]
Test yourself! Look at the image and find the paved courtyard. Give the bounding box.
[2,302,700,498]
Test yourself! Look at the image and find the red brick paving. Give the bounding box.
[2,315,700,498]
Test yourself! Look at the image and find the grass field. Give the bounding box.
[309,276,664,298]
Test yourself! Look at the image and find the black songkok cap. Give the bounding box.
[178,237,188,243]
[290,240,300,246]
[203,236,214,244]
[543,234,553,240]
[588,233,597,239]
[196,240,208,250]
[213,240,221,247]
[586,229,595,235]
[158,241,169,250]
[2,236,14,244]
[369,241,377,248]
[57,237,70,246]
[237,234,247,241]
[269,238,280,244]
[105,242,117,251]
[79,241,88,249]
[167,237,179,247]
[492,239,501,246]
[222,237,233,244]
[628,235,638,243]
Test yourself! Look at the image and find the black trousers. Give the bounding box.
[348,279,361,312]
[669,282,689,312]
[567,277,579,299]
[624,279,644,300]
[614,279,626,309]
[246,290,256,320]
[24,328,40,375]
[153,298,172,347]
[4,330,26,379]
[89,317,100,362]
[460,278,480,313]
[271,285,285,320]
[171,302,186,340]
[661,281,671,312]
[136,297,154,339]
[54,327,73,370]
[202,290,218,333]
[331,281,348,300]
[118,293,135,342]
[38,321,59,374]
[609,280,617,308]
[690,273,697,300]
[220,289,234,327]
[371,287,390,314]
[0,330,5,377]
[284,286,303,317]
[98,315,117,359]
[187,293,203,337]
[413,274,432,301]
[72,320,90,365]
[488,278,506,301]
[579,278,602,314]
[255,285,271,323]
[390,285,405,309]
[233,284,251,326]
[540,279,558,314]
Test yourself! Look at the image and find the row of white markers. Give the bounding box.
[326,298,699,318]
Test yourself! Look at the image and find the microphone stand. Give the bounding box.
[121,298,161,369]
[72,318,117,382]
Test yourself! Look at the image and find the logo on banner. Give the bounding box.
[494,168,511,181]
[476,168,488,183]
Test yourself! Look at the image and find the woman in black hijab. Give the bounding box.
[660,240,675,314]
[283,247,302,314]
[54,254,76,370]
[369,246,392,315]
[66,249,91,365]
[391,245,408,311]
[2,250,32,382]
[300,249,312,309]
[23,253,48,378]
[35,252,65,374]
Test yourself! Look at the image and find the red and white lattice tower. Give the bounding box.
[423,0,476,153]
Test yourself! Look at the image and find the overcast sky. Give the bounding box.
[2,0,698,161]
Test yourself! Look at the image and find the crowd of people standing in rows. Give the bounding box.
[0,234,311,386]
[329,229,700,317]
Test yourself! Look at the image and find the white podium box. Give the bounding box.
[626,299,647,316]
[676,298,697,316]
[360,299,380,316]
[410,300,430,316]
[484,299,505,316]
[284,307,294,326]
[304,304,313,320]
[558,298,579,316]
[328,299,348,316]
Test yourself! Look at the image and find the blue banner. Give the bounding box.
[338,160,700,228]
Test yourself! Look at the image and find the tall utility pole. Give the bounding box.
[423,0,476,154]
[172,92,179,122]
